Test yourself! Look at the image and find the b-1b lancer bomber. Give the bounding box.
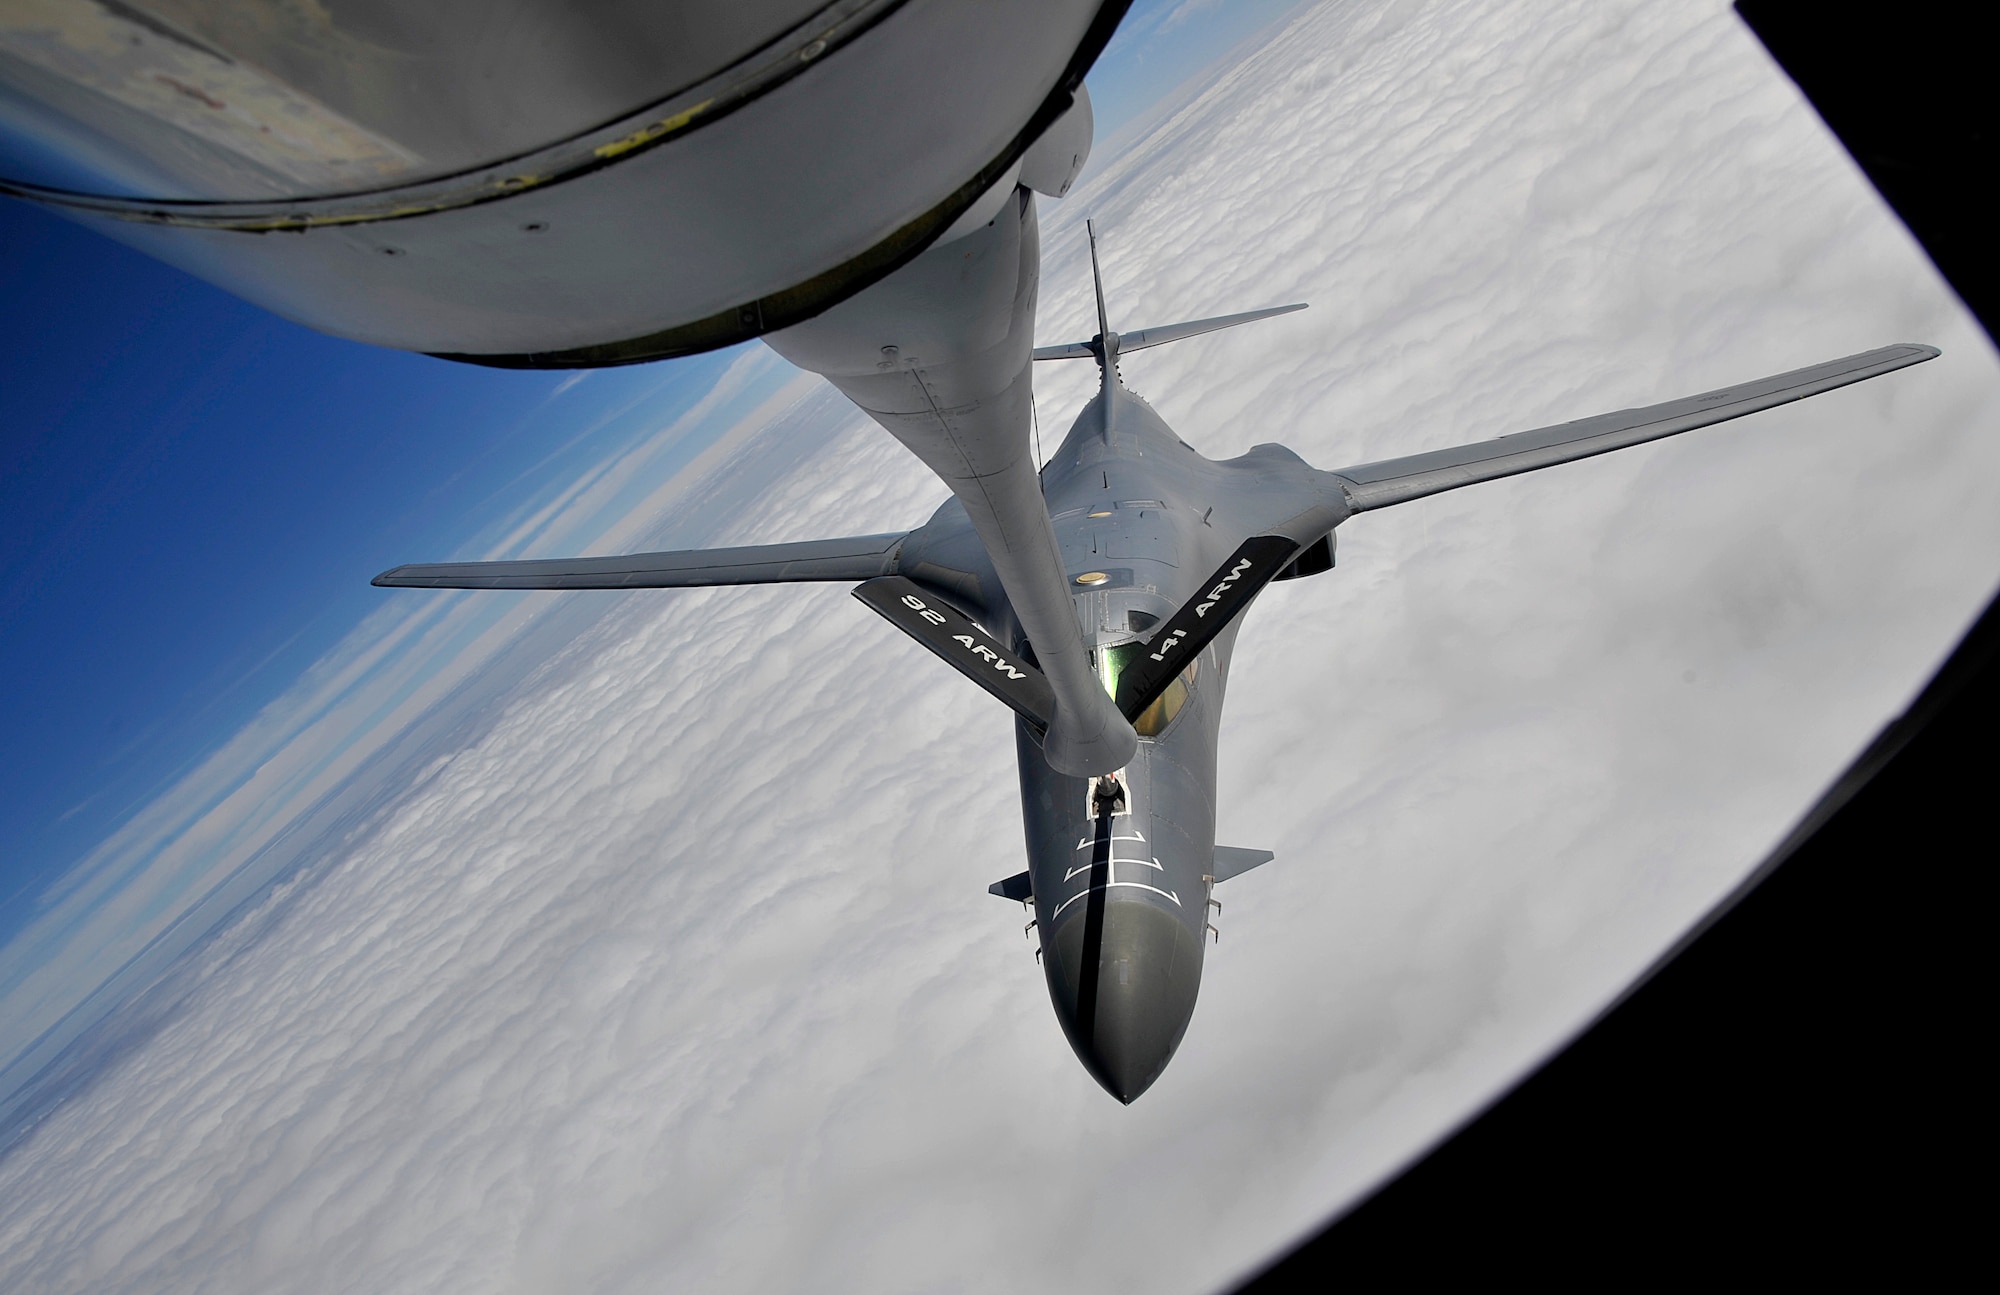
[378,212,1937,1101]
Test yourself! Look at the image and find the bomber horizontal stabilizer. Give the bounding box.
[372,533,906,589]
[1032,303,1307,361]
[1326,344,1939,513]
[853,576,1054,730]
[989,871,1032,901]
[1210,847,1274,882]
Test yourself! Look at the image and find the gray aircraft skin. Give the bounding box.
[4,1,1941,1099]
[1,0,1121,360]
[377,210,1936,1100]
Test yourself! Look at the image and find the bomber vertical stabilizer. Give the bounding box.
[1034,222,1306,370]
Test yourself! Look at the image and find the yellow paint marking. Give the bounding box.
[593,100,714,160]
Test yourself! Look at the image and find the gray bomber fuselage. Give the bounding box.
[895,373,1336,1101]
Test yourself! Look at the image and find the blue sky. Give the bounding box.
[0,0,1309,1081]
[0,219,734,942]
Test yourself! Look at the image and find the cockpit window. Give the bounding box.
[1096,643,1198,737]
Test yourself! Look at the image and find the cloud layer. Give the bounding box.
[3,2,1996,1292]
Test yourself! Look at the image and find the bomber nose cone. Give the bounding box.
[1045,898,1204,1103]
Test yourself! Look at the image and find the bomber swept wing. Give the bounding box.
[1323,344,1939,513]
[1108,343,1940,719]
[374,533,1064,729]
[372,533,906,590]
